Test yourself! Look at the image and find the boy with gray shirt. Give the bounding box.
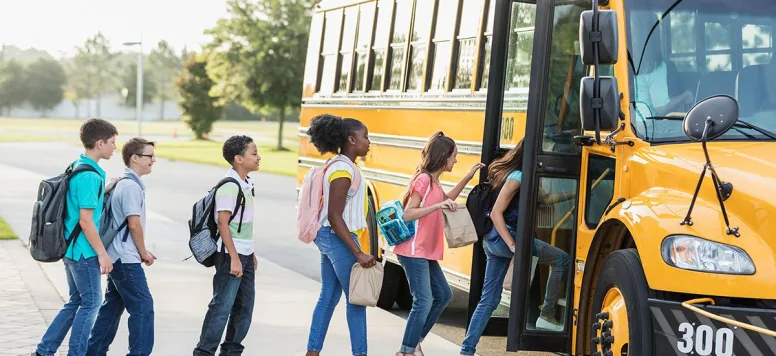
[87,138,157,356]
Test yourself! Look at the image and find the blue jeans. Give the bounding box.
[37,257,102,356]
[86,260,154,356]
[397,256,453,354]
[460,230,569,355]
[194,253,256,356]
[307,226,367,356]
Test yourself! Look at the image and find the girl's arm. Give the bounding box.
[329,177,376,267]
[403,174,454,221]
[446,163,486,200]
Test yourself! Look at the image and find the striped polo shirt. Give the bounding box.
[319,157,368,235]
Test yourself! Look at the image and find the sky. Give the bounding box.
[0,0,230,58]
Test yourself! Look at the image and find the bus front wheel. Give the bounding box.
[590,249,653,356]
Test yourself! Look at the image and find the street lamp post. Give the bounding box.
[122,40,143,137]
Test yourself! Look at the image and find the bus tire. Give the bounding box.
[377,261,403,310]
[590,249,652,356]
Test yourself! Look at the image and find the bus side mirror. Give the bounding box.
[579,10,618,65]
[581,77,619,131]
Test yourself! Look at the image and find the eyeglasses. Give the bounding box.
[135,154,155,159]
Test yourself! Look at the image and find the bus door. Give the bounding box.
[503,0,593,352]
[468,0,539,337]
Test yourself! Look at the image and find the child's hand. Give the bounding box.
[253,254,258,271]
[466,163,487,180]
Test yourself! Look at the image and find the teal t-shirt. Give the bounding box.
[64,154,106,261]
[507,170,523,183]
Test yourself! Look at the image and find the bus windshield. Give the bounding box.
[626,0,776,143]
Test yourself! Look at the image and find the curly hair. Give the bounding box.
[307,114,364,154]
[222,135,254,165]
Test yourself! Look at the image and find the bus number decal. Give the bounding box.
[501,117,514,141]
[677,322,734,356]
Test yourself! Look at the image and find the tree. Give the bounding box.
[25,58,67,114]
[176,54,223,139]
[149,40,183,120]
[71,32,118,116]
[0,60,28,115]
[121,63,157,107]
[205,0,314,150]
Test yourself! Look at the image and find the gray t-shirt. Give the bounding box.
[107,168,146,264]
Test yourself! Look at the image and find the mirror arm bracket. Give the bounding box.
[680,117,740,237]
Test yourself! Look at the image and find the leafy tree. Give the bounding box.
[176,54,223,139]
[71,32,118,116]
[149,40,183,120]
[25,58,67,114]
[0,60,28,115]
[121,63,157,107]
[205,0,314,150]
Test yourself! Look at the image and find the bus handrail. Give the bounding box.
[682,298,776,338]
[550,168,612,246]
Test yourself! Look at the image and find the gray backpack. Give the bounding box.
[29,163,102,262]
[98,177,137,250]
[187,177,245,267]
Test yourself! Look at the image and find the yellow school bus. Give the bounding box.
[298,0,776,354]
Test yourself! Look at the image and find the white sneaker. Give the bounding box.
[536,316,564,331]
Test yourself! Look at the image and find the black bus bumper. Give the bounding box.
[649,298,776,356]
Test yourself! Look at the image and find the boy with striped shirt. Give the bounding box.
[194,135,260,356]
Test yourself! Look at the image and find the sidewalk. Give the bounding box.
[1,237,465,356]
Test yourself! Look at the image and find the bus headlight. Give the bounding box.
[661,235,755,275]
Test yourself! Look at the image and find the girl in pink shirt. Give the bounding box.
[394,132,484,356]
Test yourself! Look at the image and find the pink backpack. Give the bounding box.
[297,156,362,243]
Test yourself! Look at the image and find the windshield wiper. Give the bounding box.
[733,120,776,140]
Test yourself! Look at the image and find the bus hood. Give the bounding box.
[631,141,776,238]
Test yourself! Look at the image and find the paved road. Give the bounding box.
[0,140,553,356]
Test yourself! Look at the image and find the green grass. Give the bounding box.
[0,217,17,240]
[155,140,299,177]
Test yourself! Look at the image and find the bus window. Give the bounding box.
[705,22,733,71]
[354,3,377,92]
[480,0,496,90]
[320,10,344,95]
[304,13,324,96]
[539,2,585,155]
[389,0,413,91]
[407,0,435,92]
[500,2,536,148]
[454,0,484,90]
[524,177,577,333]
[583,155,616,229]
[428,0,456,92]
[339,6,359,93]
[742,24,773,67]
[669,11,697,71]
[371,0,393,91]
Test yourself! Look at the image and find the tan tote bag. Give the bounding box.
[442,204,478,248]
[349,262,384,307]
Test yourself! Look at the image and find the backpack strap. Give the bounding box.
[325,155,362,194]
[65,164,103,249]
[211,177,247,235]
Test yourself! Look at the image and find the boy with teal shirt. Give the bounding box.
[34,118,118,356]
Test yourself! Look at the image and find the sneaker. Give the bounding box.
[536,316,564,331]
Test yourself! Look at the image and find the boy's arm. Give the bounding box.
[127,216,155,265]
[74,172,112,274]
[214,183,243,277]
[79,209,113,274]
[121,184,155,265]
[217,211,242,276]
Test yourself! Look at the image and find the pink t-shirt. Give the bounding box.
[393,174,446,261]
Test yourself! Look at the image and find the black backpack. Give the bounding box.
[29,163,102,262]
[187,177,246,267]
[465,181,520,238]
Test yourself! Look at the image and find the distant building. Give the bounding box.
[6,92,182,121]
